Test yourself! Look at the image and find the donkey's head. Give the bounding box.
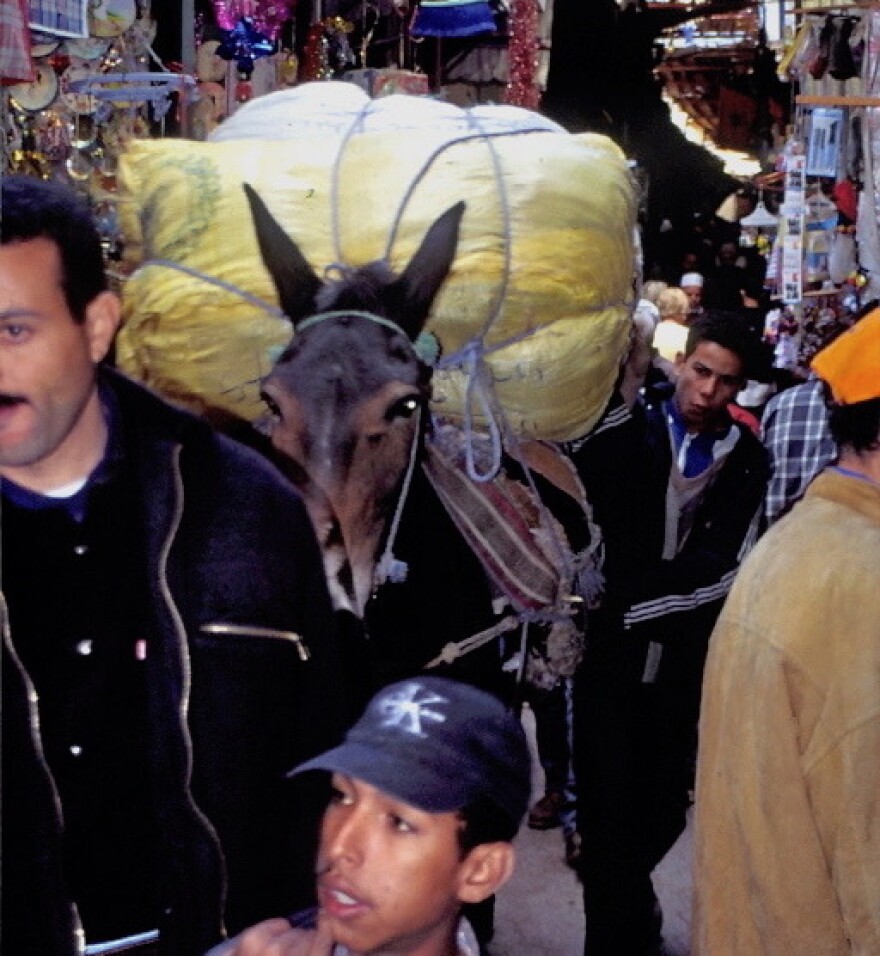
[245,184,465,614]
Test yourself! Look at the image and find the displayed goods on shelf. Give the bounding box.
[116,81,637,440]
[2,0,191,217]
[771,4,880,305]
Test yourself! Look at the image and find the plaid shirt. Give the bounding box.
[761,377,837,525]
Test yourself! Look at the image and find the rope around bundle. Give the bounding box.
[127,100,632,600]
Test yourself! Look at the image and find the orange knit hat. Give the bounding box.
[811,306,880,404]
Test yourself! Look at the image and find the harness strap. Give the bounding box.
[373,406,423,590]
[423,615,521,669]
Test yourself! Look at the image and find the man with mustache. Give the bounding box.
[212,676,531,956]
[1,174,342,954]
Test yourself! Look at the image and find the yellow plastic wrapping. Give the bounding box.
[117,82,637,439]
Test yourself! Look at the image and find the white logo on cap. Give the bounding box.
[378,683,447,737]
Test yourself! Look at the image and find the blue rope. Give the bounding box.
[329,97,381,265]
[458,340,503,483]
[134,258,288,319]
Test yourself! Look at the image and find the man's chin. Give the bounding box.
[683,407,713,429]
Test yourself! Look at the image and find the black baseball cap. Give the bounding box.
[289,676,531,831]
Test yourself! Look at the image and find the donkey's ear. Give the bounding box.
[393,201,465,339]
[243,183,323,326]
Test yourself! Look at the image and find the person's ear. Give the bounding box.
[674,351,686,374]
[84,291,121,364]
[456,843,516,905]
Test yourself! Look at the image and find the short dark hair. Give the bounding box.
[685,311,762,381]
[829,397,880,453]
[1,175,107,323]
[456,797,521,857]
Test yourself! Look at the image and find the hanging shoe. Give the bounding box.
[808,15,834,79]
[829,17,857,81]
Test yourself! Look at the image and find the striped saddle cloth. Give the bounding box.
[422,424,588,616]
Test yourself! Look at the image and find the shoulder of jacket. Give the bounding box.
[102,367,209,444]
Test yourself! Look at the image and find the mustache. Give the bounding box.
[0,394,26,407]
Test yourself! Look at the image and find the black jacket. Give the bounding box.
[2,370,343,955]
[569,387,768,665]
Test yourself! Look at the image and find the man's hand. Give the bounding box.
[206,917,336,955]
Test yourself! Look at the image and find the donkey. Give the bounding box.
[244,184,594,701]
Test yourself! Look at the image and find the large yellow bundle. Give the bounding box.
[117,82,636,439]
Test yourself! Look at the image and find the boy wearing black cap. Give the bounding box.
[212,676,531,956]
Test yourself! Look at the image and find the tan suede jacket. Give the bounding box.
[693,468,880,955]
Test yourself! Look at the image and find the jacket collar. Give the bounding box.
[809,467,880,524]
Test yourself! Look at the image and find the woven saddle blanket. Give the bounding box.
[422,423,598,617]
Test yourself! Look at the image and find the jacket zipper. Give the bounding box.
[159,443,228,939]
[199,623,311,661]
[1,593,87,955]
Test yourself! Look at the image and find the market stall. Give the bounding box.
[756,1,880,374]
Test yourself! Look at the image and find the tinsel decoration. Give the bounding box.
[300,21,331,81]
[216,17,275,76]
[504,0,540,110]
[212,0,295,43]
[323,16,356,72]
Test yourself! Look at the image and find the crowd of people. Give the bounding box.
[2,173,878,956]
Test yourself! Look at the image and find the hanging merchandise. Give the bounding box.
[67,34,111,59]
[504,0,540,110]
[66,73,197,123]
[215,17,275,77]
[196,38,228,81]
[2,0,35,83]
[805,106,844,178]
[855,6,880,303]
[410,0,496,38]
[7,62,59,109]
[212,1,294,44]
[211,0,295,102]
[782,142,806,208]
[828,16,858,81]
[787,2,879,307]
[828,228,857,285]
[59,62,98,113]
[777,20,812,81]
[300,21,331,81]
[3,0,200,229]
[89,0,138,39]
[804,191,836,287]
[780,211,805,304]
[28,0,89,38]
[740,193,778,230]
[808,14,833,81]
[825,174,858,285]
[323,17,355,74]
[780,140,806,304]
[30,32,61,57]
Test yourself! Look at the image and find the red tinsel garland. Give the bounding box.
[504,0,540,110]
[300,21,329,81]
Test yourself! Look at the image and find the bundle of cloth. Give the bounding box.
[116,81,637,441]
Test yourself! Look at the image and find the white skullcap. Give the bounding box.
[680,272,704,288]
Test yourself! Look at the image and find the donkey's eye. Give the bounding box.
[261,392,282,421]
[389,396,420,421]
